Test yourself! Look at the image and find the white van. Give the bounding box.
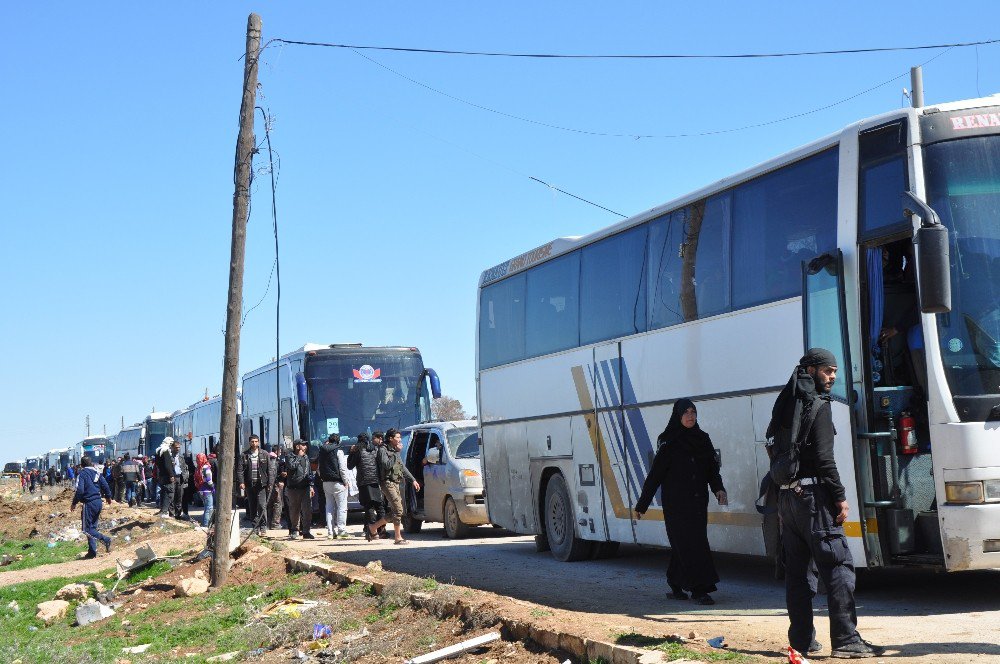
[400,420,488,538]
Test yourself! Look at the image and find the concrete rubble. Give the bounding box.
[55,583,91,602]
[76,598,116,626]
[175,570,209,597]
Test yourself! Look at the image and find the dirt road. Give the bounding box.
[282,522,1000,662]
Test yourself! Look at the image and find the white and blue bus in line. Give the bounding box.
[241,343,441,454]
[478,94,1000,571]
[115,412,172,458]
[171,395,226,457]
[75,436,113,467]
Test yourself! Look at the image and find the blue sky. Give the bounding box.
[2,2,998,462]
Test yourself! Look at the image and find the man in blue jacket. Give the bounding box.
[72,456,113,559]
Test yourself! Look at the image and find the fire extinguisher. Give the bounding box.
[899,411,919,454]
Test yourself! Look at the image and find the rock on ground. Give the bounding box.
[175,576,210,597]
[55,583,91,601]
[35,599,70,625]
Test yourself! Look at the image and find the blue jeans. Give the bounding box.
[200,490,215,527]
[125,481,138,505]
[82,500,110,555]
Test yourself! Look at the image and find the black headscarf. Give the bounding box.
[657,398,712,450]
[765,347,835,443]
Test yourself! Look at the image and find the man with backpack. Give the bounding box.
[767,348,884,659]
[280,439,315,540]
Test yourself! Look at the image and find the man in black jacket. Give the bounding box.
[280,439,315,539]
[236,434,270,536]
[156,438,185,518]
[348,433,384,540]
[771,349,884,659]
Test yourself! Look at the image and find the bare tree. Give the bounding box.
[432,396,468,421]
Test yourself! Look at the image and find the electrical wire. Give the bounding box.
[339,45,956,140]
[256,106,282,446]
[269,36,999,59]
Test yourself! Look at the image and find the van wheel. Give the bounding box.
[443,497,470,539]
[403,514,423,534]
[544,474,593,562]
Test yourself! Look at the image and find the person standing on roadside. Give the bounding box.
[267,447,285,531]
[280,439,315,540]
[634,399,728,605]
[236,434,271,536]
[194,452,215,528]
[155,438,184,518]
[348,433,384,542]
[317,434,353,539]
[768,348,884,659]
[72,456,113,559]
[370,428,420,544]
[121,453,142,507]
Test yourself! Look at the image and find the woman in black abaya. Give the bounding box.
[634,398,728,605]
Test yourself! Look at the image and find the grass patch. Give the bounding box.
[529,608,553,618]
[0,539,88,572]
[124,559,172,584]
[335,580,373,600]
[419,577,439,592]
[613,632,751,662]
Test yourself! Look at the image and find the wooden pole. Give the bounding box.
[212,12,261,587]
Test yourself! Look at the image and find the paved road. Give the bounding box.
[280,521,1000,662]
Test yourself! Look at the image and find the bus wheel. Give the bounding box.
[443,497,470,539]
[403,514,423,534]
[544,473,592,562]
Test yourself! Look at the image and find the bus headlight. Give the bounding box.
[460,469,481,487]
[984,479,1000,502]
[945,481,985,504]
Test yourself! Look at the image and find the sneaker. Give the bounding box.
[691,593,716,605]
[302,533,316,540]
[808,639,822,653]
[831,639,885,659]
[667,590,689,600]
[288,532,299,540]
[337,532,352,540]
[83,551,98,560]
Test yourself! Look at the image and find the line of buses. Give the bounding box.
[4,343,441,478]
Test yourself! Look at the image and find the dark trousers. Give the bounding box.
[159,480,176,515]
[358,484,385,526]
[246,482,269,531]
[285,487,312,535]
[82,500,109,555]
[778,484,860,652]
[268,483,284,529]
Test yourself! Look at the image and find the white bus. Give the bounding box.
[114,424,143,458]
[241,343,441,453]
[477,94,1000,571]
[171,395,225,457]
[75,436,113,467]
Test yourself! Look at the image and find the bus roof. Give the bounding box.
[479,93,1000,287]
[242,343,423,381]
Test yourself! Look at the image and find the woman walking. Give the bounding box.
[635,398,728,605]
[194,453,215,528]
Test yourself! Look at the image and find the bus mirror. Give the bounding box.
[427,369,442,399]
[903,191,951,314]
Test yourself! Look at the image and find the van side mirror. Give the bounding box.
[902,191,952,314]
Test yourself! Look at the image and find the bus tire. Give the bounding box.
[544,473,593,562]
[403,514,423,534]
[443,497,471,539]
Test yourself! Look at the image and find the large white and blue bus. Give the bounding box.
[75,436,113,467]
[171,395,226,457]
[241,343,441,454]
[478,94,1000,571]
[114,424,143,458]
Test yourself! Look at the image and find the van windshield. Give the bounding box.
[446,428,479,459]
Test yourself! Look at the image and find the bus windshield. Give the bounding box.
[84,445,108,465]
[924,134,1000,399]
[304,352,430,446]
[146,421,169,451]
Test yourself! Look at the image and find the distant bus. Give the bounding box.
[115,412,171,458]
[115,424,143,458]
[2,461,23,478]
[171,395,228,457]
[478,94,1000,571]
[75,436,113,466]
[24,457,40,472]
[241,343,441,453]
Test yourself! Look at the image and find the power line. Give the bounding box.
[346,44,955,140]
[269,36,999,60]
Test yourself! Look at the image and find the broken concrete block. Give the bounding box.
[175,577,210,597]
[133,543,158,563]
[35,600,70,625]
[55,583,91,602]
[76,599,116,626]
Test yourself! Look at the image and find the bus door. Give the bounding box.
[585,343,626,544]
[801,252,872,567]
[856,240,943,566]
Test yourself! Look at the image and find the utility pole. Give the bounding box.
[910,66,924,108]
[102,424,106,436]
[212,12,261,588]
[85,415,90,437]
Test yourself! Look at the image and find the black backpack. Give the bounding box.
[767,394,821,487]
